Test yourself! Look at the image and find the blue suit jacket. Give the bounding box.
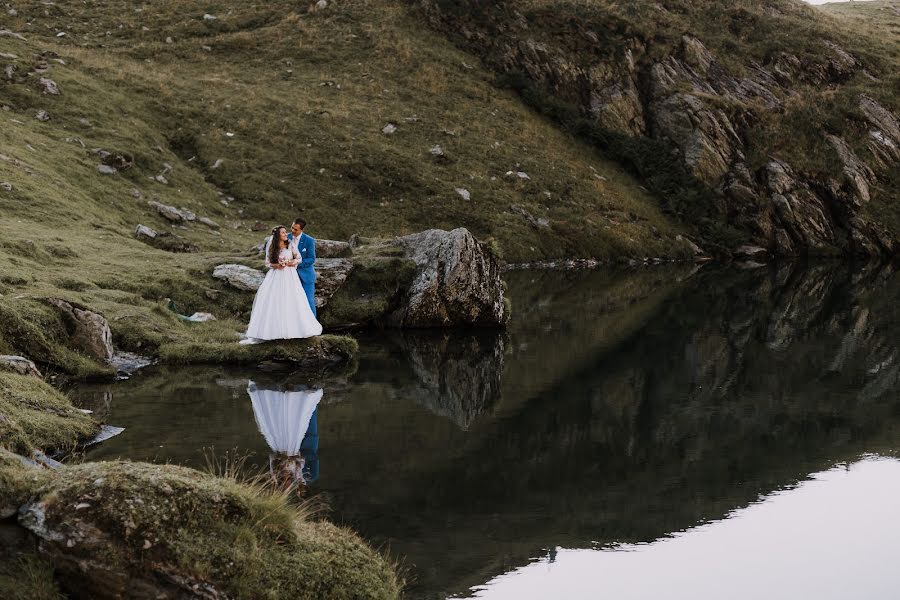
[288,233,316,284]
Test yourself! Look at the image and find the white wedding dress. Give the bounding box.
[244,246,322,341]
[247,382,323,456]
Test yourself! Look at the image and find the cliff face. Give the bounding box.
[420,0,900,257]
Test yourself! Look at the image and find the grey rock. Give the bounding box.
[314,258,353,308]
[381,123,397,135]
[212,264,265,291]
[198,217,219,229]
[315,0,328,8]
[96,165,117,175]
[316,239,352,258]
[0,30,26,41]
[0,355,42,377]
[389,228,507,327]
[35,110,50,122]
[46,299,114,361]
[148,201,185,222]
[133,224,157,240]
[211,158,224,169]
[0,182,12,192]
[38,77,59,95]
[454,188,470,200]
[202,13,217,21]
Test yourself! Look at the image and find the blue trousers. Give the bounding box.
[300,277,316,317]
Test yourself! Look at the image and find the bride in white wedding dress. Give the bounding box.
[243,225,322,342]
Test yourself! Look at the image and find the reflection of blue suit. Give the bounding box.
[300,409,319,483]
[288,232,317,317]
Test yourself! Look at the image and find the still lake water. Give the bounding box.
[72,263,900,599]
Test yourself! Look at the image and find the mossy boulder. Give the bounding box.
[0,373,101,455]
[18,461,402,599]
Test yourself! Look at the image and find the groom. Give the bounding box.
[288,218,317,317]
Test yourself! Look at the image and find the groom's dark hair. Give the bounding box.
[293,218,307,229]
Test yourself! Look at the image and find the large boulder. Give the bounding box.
[389,228,508,327]
[314,258,353,308]
[45,299,113,362]
[17,461,401,600]
[316,239,352,258]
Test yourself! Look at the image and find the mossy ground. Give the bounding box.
[30,460,402,599]
[0,373,100,455]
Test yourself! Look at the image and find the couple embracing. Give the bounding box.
[243,218,323,343]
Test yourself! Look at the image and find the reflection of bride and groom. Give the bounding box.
[247,381,322,493]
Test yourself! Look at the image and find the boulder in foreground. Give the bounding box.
[17,461,402,600]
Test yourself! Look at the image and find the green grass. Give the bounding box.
[0,373,100,455]
[0,0,702,373]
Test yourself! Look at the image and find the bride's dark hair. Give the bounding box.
[268,225,287,267]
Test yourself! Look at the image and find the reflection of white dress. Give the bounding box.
[245,247,322,340]
[248,383,323,456]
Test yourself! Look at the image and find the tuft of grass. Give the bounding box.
[0,553,65,600]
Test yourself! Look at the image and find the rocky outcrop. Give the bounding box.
[45,299,113,362]
[389,228,508,327]
[420,1,900,258]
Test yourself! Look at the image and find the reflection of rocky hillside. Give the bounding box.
[323,264,900,598]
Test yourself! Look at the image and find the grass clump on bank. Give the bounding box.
[24,461,402,599]
[0,373,100,455]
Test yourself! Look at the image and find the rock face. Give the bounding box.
[389,228,508,327]
[420,1,900,258]
[46,299,113,362]
[0,355,42,377]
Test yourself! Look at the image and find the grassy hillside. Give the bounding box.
[0,0,701,372]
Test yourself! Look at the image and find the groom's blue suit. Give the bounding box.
[288,232,317,317]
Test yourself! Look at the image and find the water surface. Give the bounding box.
[73,263,900,599]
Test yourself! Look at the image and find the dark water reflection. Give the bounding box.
[73,263,900,598]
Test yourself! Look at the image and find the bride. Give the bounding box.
[243,225,323,342]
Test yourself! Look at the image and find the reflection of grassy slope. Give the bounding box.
[495,266,697,417]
